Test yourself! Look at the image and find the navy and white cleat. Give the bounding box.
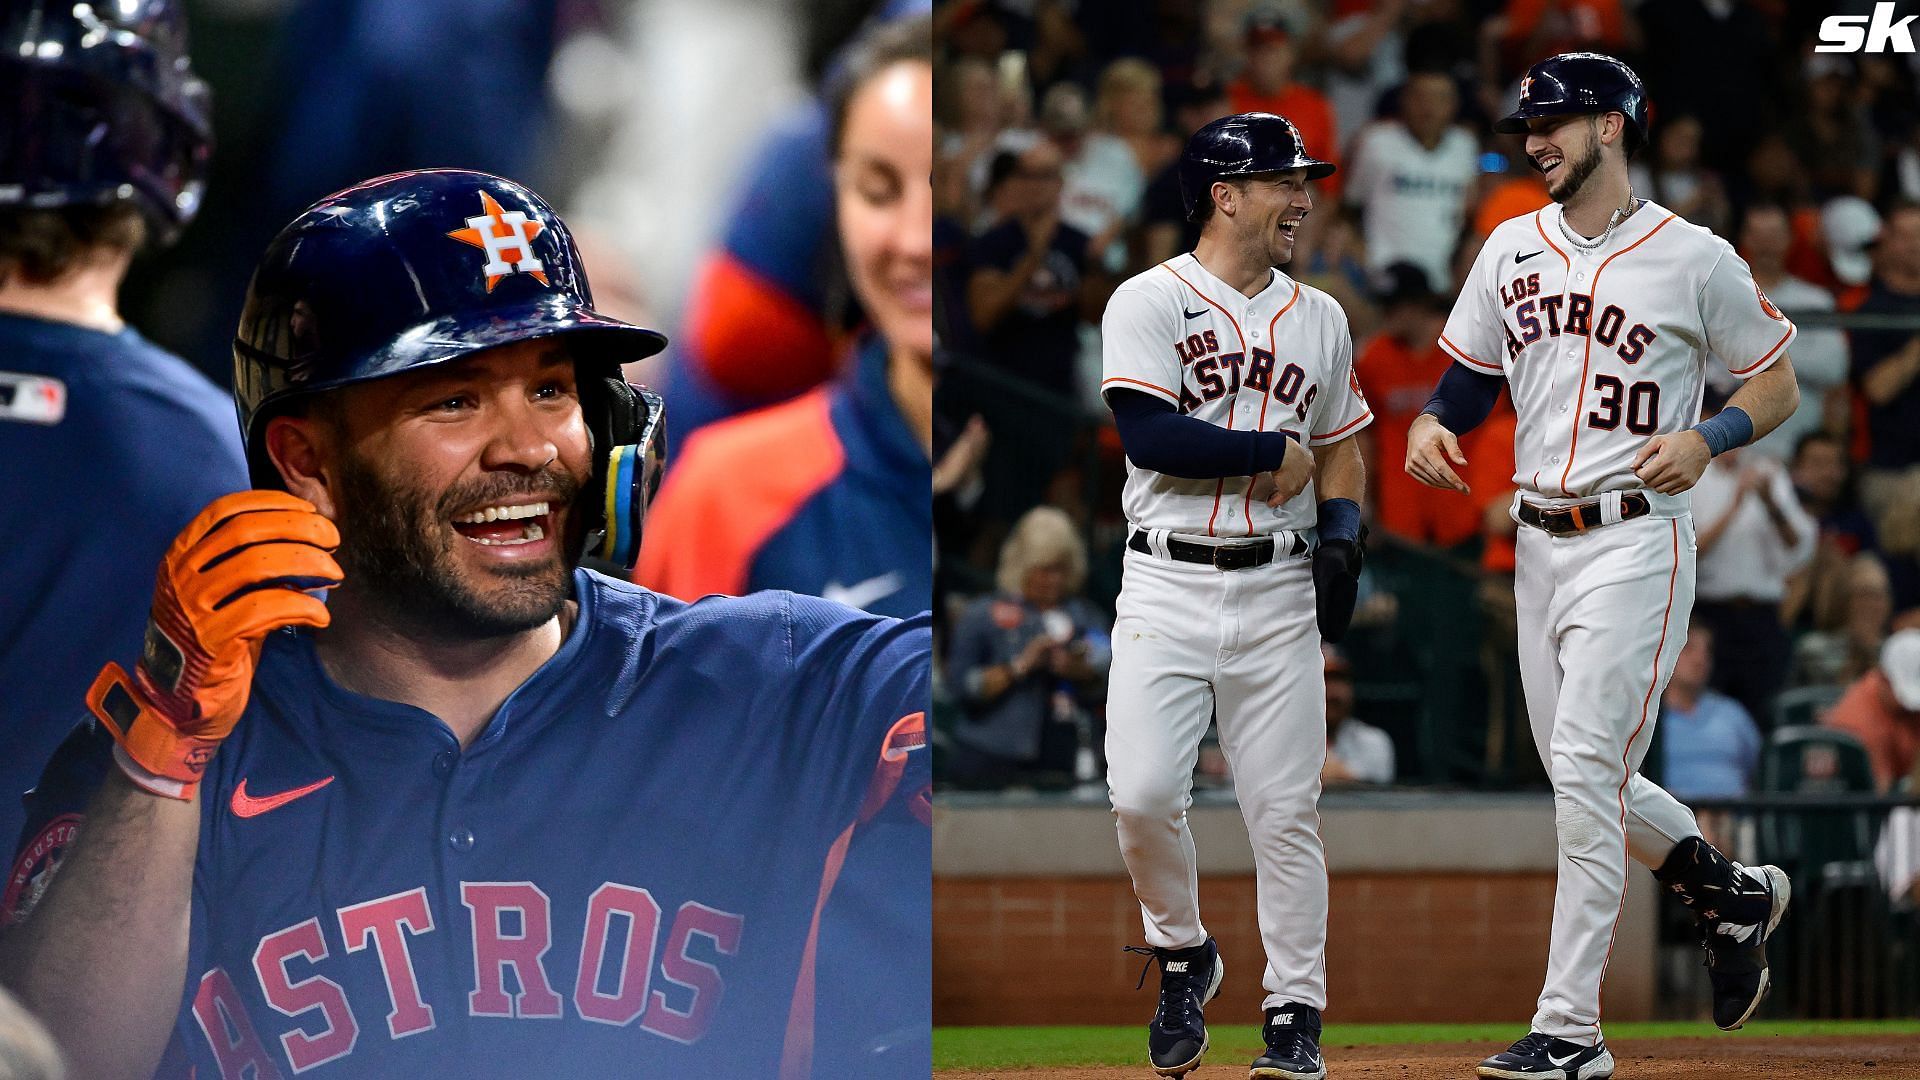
[1476,1032,1614,1079]
[1704,863,1791,1030]
[1125,938,1224,1077]
[1249,1002,1327,1079]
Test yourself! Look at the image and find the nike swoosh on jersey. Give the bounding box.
[231,776,335,819]
[822,572,904,611]
[1516,250,1544,263]
[1182,307,1207,319]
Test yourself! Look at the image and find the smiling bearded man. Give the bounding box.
[0,168,931,1080]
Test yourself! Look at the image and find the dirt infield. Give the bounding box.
[936,1034,1920,1079]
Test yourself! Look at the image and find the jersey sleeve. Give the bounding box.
[1100,282,1183,408]
[1309,309,1373,445]
[2,718,112,928]
[1700,246,1797,379]
[786,597,931,828]
[1437,237,1508,375]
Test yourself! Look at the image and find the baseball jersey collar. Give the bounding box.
[279,568,601,750]
[1546,197,1670,256]
[1180,252,1292,307]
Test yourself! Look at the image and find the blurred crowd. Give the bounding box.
[929,0,1920,823]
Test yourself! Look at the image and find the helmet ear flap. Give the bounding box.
[579,376,667,570]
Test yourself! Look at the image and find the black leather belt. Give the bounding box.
[1127,529,1306,570]
[1516,492,1652,536]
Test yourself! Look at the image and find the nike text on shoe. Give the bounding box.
[1703,864,1791,1030]
[1476,1032,1615,1080]
[1124,938,1223,1077]
[1250,1002,1326,1080]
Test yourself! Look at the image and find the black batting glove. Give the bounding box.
[1313,527,1366,644]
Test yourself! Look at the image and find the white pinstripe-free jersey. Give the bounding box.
[1439,200,1795,500]
[1100,253,1372,536]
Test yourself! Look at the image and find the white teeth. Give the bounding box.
[462,519,547,547]
[455,501,550,524]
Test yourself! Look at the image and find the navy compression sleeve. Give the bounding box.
[1421,362,1505,435]
[1107,389,1297,480]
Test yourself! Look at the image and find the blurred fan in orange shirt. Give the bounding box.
[1227,12,1341,201]
[1356,263,1514,549]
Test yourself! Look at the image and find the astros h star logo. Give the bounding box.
[447,190,550,292]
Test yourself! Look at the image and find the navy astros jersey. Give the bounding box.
[8,570,930,1079]
[0,311,247,855]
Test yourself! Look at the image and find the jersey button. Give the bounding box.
[448,827,475,853]
[1551,456,1562,464]
[433,751,455,778]
[1559,405,1568,413]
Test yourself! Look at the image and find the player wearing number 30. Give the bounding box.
[1407,53,1799,1080]
[1101,112,1369,1080]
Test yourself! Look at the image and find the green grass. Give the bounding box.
[933,1020,1920,1069]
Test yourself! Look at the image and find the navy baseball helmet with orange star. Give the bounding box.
[232,169,670,567]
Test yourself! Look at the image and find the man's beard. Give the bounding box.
[333,449,581,640]
[1547,138,1602,204]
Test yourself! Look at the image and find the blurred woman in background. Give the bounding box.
[945,506,1113,789]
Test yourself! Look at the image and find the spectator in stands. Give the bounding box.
[1784,434,1881,664]
[945,507,1113,788]
[1659,621,1763,799]
[1323,645,1395,786]
[1097,58,1180,184]
[1826,628,1920,792]
[1850,201,1920,522]
[1691,420,1818,727]
[1137,78,1233,268]
[1875,479,1920,616]
[1846,553,1899,681]
[1227,12,1341,199]
[1495,0,1634,72]
[1635,0,1774,170]
[1787,55,1881,203]
[1792,431,1879,557]
[967,140,1095,399]
[1629,113,1729,239]
[1468,147,1550,248]
[1824,195,1882,297]
[1344,69,1479,289]
[1356,263,1492,549]
[938,55,1013,212]
[1734,203,1849,459]
[1292,206,1379,341]
[636,15,931,620]
[1319,0,1412,153]
[1041,82,1137,272]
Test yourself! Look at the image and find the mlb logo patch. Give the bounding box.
[447,190,550,292]
[0,372,67,425]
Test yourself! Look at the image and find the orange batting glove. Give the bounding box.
[86,491,342,799]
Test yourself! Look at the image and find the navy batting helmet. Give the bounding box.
[1178,112,1334,223]
[0,0,213,241]
[1495,52,1648,151]
[233,169,669,569]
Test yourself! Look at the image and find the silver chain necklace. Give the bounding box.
[1557,192,1641,252]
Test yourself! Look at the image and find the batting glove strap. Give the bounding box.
[86,662,219,800]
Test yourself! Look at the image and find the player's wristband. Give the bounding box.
[1318,498,1362,544]
[1691,406,1753,457]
